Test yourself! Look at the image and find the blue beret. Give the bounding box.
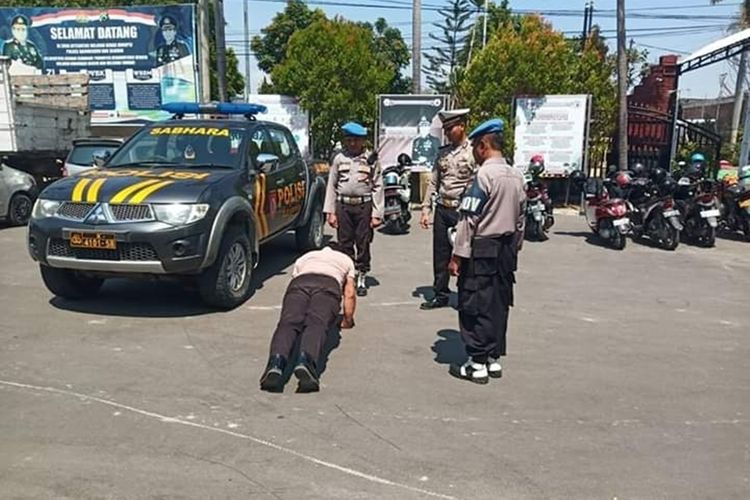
[468,118,504,140]
[342,122,367,137]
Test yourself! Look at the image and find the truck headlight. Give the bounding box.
[32,199,62,219]
[153,203,209,225]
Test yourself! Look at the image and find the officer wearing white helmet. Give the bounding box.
[419,108,476,310]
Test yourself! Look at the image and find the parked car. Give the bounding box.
[28,102,326,309]
[0,160,37,226]
[59,137,124,177]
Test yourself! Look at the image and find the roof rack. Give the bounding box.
[161,102,268,121]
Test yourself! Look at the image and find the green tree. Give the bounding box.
[423,0,475,97]
[459,15,617,160]
[361,18,411,93]
[460,16,575,130]
[271,18,393,158]
[6,0,244,100]
[250,0,325,75]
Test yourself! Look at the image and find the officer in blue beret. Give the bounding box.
[323,122,384,296]
[446,118,526,384]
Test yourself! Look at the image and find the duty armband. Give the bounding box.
[459,180,488,215]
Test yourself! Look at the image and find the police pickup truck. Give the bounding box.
[28,102,326,309]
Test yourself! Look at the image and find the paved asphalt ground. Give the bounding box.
[0,213,748,499]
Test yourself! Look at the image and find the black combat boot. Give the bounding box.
[420,297,449,310]
[294,352,320,393]
[259,354,287,392]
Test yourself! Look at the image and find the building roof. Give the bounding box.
[679,28,750,74]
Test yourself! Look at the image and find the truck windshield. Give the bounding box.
[107,125,246,169]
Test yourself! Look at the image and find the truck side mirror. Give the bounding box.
[256,153,279,174]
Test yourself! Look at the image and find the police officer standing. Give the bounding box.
[324,122,383,297]
[419,109,475,310]
[155,16,190,67]
[2,16,42,70]
[447,118,526,384]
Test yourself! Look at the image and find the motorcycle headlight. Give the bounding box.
[32,199,62,219]
[153,203,209,225]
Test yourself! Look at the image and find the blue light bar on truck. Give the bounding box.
[161,102,268,116]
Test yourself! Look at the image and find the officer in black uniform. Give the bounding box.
[447,118,526,384]
[155,16,190,67]
[2,15,42,70]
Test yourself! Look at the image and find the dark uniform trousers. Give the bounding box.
[269,274,342,363]
[336,201,373,274]
[457,235,518,363]
[432,204,460,302]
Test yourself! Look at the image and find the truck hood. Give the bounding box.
[41,168,236,204]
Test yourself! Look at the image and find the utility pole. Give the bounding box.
[730,50,747,147]
[582,1,590,43]
[482,0,488,48]
[616,0,628,170]
[198,0,211,102]
[214,0,228,102]
[412,0,421,93]
[243,0,251,100]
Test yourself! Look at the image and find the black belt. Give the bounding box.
[338,195,372,205]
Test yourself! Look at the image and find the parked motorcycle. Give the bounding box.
[381,153,412,234]
[718,165,750,241]
[674,176,720,247]
[523,157,554,241]
[623,168,681,250]
[572,170,631,250]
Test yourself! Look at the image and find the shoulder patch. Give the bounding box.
[459,179,488,215]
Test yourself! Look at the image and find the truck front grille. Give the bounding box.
[57,202,95,220]
[110,204,153,222]
[48,239,158,261]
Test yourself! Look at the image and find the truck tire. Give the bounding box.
[40,265,103,299]
[295,203,324,252]
[198,227,253,309]
[9,193,33,226]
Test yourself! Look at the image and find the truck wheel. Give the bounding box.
[40,265,103,299]
[295,204,324,251]
[9,193,32,226]
[198,228,253,309]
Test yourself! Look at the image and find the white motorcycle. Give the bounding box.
[382,153,413,234]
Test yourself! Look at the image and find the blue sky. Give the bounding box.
[222,0,741,99]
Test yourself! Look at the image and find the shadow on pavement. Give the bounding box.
[554,230,620,249]
[717,229,749,243]
[412,285,432,300]
[49,233,308,318]
[431,329,465,365]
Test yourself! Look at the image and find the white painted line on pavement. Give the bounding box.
[0,379,458,500]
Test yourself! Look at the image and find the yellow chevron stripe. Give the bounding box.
[85,178,106,202]
[71,178,91,202]
[259,174,268,237]
[128,181,174,204]
[110,179,161,204]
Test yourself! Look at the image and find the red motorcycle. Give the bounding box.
[572,170,631,250]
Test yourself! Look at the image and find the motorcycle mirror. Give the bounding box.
[367,152,379,166]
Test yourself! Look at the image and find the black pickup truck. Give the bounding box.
[27,103,326,309]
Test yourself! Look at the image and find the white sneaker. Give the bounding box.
[449,360,489,384]
[487,358,502,379]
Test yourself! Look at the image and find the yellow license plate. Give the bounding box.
[739,199,750,208]
[69,232,117,250]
